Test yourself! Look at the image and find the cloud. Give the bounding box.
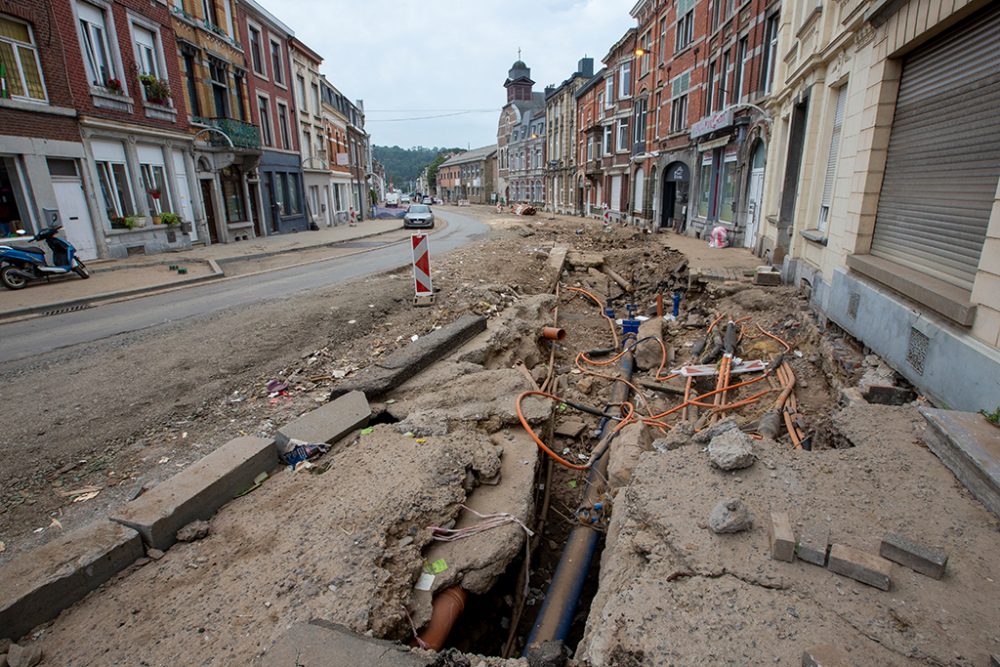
[265,0,636,147]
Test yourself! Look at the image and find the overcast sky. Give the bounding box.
[267,0,636,149]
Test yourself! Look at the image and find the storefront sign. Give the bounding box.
[690,108,734,139]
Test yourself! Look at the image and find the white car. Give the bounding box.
[401,195,412,204]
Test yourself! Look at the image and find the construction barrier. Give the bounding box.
[411,233,434,306]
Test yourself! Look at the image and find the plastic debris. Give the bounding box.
[72,491,100,503]
[278,439,330,467]
[415,572,435,591]
[427,558,449,574]
[567,480,578,489]
[360,427,375,435]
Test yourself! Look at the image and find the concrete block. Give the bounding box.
[331,315,487,401]
[862,384,916,405]
[608,421,653,488]
[277,390,370,448]
[754,267,783,286]
[554,419,586,438]
[768,512,796,562]
[110,436,276,550]
[802,644,850,666]
[634,317,664,371]
[256,620,430,667]
[827,544,892,591]
[920,407,1000,520]
[879,532,947,579]
[0,521,143,640]
[797,524,830,566]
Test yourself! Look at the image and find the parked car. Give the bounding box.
[401,194,412,204]
[421,196,433,204]
[385,192,401,207]
[403,204,435,229]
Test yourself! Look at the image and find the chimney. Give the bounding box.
[578,57,594,78]
[545,85,556,96]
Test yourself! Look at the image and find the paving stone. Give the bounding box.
[862,384,916,406]
[827,544,892,591]
[754,267,782,286]
[879,532,948,579]
[768,512,795,562]
[110,436,276,550]
[796,523,830,566]
[0,521,142,641]
[801,644,850,666]
[277,390,371,448]
[255,620,430,666]
[554,419,586,438]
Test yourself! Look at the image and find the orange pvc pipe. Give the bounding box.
[542,326,566,341]
[416,586,467,651]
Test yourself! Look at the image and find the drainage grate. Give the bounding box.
[847,292,860,320]
[42,303,93,317]
[906,327,929,375]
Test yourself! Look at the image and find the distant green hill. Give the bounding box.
[373,145,462,190]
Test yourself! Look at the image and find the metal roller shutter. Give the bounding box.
[870,6,1000,291]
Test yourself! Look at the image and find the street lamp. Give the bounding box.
[634,47,646,57]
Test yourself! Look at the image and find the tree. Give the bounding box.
[426,153,450,190]
[372,146,461,189]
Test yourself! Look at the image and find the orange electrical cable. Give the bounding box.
[707,313,727,334]
[758,324,792,353]
[566,286,619,349]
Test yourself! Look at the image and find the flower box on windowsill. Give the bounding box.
[144,99,177,121]
[90,86,134,113]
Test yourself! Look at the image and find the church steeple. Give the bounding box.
[504,53,534,103]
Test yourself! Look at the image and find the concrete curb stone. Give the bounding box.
[0,521,142,641]
[110,436,277,551]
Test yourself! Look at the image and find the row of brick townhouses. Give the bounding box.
[436,144,497,205]
[0,0,371,259]
[493,0,1000,413]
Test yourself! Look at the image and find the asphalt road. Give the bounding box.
[0,209,488,363]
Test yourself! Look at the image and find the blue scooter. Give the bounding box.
[0,225,90,290]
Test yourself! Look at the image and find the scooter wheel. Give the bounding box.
[1,265,28,290]
[73,260,90,279]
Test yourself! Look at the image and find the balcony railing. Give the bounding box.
[193,117,261,150]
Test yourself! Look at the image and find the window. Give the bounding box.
[718,155,736,222]
[208,58,229,117]
[296,75,306,110]
[639,31,651,76]
[733,38,747,105]
[712,0,722,31]
[96,161,136,225]
[658,18,667,65]
[140,162,169,215]
[633,97,647,147]
[617,119,628,151]
[719,49,730,109]
[311,83,320,115]
[234,71,246,120]
[670,71,690,132]
[819,85,847,232]
[258,95,272,145]
[0,16,46,101]
[182,49,199,115]
[676,0,695,50]
[633,167,645,212]
[248,24,265,75]
[601,125,611,155]
[277,101,290,149]
[220,166,245,222]
[705,60,716,114]
[132,24,158,78]
[303,129,312,158]
[619,61,631,98]
[697,157,712,218]
[604,76,613,107]
[201,0,221,28]
[269,38,284,85]
[283,173,300,214]
[762,13,779,94]
[77,1,115,88]
[587,137,594,161]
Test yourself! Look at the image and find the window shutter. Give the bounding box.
[821,86,846,208]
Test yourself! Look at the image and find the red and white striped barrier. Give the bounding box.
[411,233,434,305]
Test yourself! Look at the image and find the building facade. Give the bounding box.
[320,77,353,224]
[544,57,593,215]
[172,0,261,244]
[1,0,93,258]
[497,58,545,205]
[238,0,304,234]
[574,67,608,218]
[598,28,637,223]
[758,0,1000,412]
[290,37,330,228]
[436,145,497,204]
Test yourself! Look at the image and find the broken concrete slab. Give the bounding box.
[827,544,892,591]
[255,620,431,667]
[861,384,916,406]
[801,644,850,666]
[919,407,1000,519]
[754,266,782,286]
[554,419,586,438]
[276,390,370,449]
[5,643,42,667]
[796,523,831,566]
[0,521,143,641]
[331,315,487,400]
[768,512,795,562]
[634,318,664,371]
[409,429,538,627]
[708,497,753,534]
[565,249,604,269]
[707,428,755,471]
[545,246,568,291]
[879,532,948,579]
[110,436,276,550]
[608,421,653,488]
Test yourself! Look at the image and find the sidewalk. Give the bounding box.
[0,219,407,320]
